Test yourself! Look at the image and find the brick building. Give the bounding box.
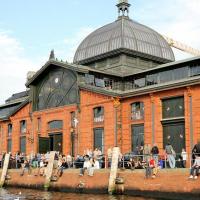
[0,1,200,157]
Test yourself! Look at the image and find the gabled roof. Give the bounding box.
[0,99,29,121]
[26,59,125,87]
[5,90,29,103]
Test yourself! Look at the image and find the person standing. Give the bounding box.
[181,148,187,168]
[165,143,176,168]
[151,144,159,166]
[192,140,200,164]
[144,144,151,163]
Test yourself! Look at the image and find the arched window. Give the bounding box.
[8,123,12,137]
[36,68,78,111]
[131,102,144,120]
[93,107,104,123]
[20,120,27,134]
[48,120,63,130]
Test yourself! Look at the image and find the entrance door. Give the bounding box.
[131,124,144,152]
[163,122,185,155]
[39,137,50,153]
[49,133,63,153]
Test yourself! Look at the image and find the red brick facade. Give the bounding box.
[0,85,200,156]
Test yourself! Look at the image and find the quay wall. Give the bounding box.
[1,169,200,200]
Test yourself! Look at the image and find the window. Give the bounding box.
[134,78,146,88]
[37,118,41,132]
[94,128,104,153]
[131,124,144,152]
[36,68,78,111]
[131,102,144,120]
[104,78,113,89]
[85,74,95,85]
[20,136,26,153]
[173,67,188,80]
[160,70,173,83]
[8,124,12,137]
[48,120,63,130]
[20,120,26,134]
[190,65,200,76]
[162,96,184,119]
[146,74,158,86]
[71,112,76,128]
[94,107,104,123]
[7,139,12,152]
[95,78,105,87]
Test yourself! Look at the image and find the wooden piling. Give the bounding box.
[108,147,120,194]
[44,151,56,190]
[0,153,10,187]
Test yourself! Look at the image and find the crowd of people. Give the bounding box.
[0,141,200,180]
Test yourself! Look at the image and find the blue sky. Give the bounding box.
[0,0,200,104]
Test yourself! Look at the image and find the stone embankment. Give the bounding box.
[1,169,200,200]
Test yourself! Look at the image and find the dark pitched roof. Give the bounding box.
[0,99,29,121]
[5,90,29,103]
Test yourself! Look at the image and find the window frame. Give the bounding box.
[93,106,104,123]
[131,102,144,120]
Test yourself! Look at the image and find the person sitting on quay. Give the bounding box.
[189,156,200,179]
[151,143,159,166]
[88,157,100,176]
[79,155,92,176]
[20,158,31,176]
[145,156,158,179]
[127,158,135,170]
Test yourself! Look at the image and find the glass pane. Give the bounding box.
[160,70,173,83]
[146,73,158,86]
[94,107,104,122]
[131,102,144,120]
[162,97,184,119]
[85,74,95,85]
[131,125,144,152]
[94,128,104,153]
[8,124,12,136]
[20,137,26,153]
[7,139,12,152]
[36,68,78,111]
[134,78,146,88]
[191,65,200,76]
[48,120,63,130]
[174,67,188,80]
[20,120,26,134]
[163,123,185,156]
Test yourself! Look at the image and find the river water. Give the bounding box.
[0,188,161,200]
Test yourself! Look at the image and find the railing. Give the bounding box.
[0,152,194,170]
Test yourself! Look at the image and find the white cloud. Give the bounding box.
[0,31,43,104]
[136,0,200,60]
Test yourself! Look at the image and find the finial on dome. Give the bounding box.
[116,0,131,18]
[49,49,55,60]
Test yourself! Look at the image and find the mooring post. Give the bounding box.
[44,151,56,190]
[108,147,120,195]
[0,153,10,187]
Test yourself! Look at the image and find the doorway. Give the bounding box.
[38,133,62,153]
[163,122,185,155]
[49,133,63,153]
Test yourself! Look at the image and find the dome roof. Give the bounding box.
[73,17,175,64]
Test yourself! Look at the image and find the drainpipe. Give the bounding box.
[150,94,155,145]
[113,97,120,147]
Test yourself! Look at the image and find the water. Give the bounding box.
[0,188,160,200]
